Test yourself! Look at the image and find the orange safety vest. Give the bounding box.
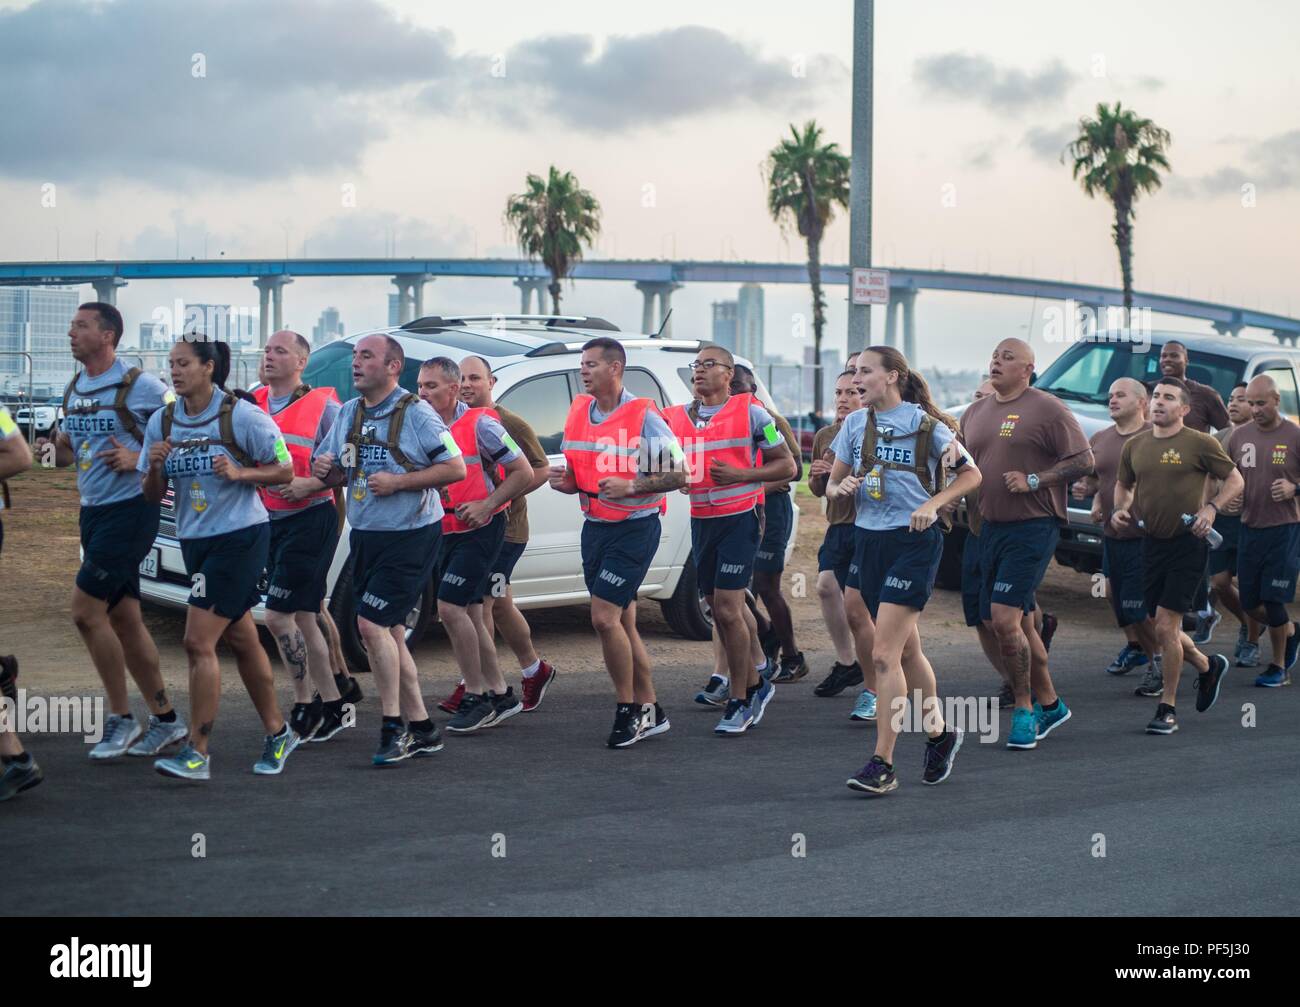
[252,384,339,512]
[664,393,763,518]
[441,406,510,534]
[561,393,667,521]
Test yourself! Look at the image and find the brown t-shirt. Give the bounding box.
[1184,378,1230,433]
[1117,426,1236,539]
[959,387,1091,524]
[1213,425,1245,515]
[1090,422,1151,540]
[495,405,548,544]
[810,422,855,526]
[1225,419,1300,528]
[764,411,801,496]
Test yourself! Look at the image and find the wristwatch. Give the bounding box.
[1026,473,1041,492]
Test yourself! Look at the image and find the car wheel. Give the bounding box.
[659,555,713,641]
[934,524,967,592]
[329,554,434,674]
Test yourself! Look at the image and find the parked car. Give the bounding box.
[936,330,1300,589]
[13,399,63,439]
[138,315,798,670]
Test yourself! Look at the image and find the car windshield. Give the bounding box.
[1035,341,1246,404]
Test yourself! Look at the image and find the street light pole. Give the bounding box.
[847,0,874,355]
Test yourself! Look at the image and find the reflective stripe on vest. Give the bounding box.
[442,406,509,534]
[253,385,338,512]
[561,393,667,522]
[663,394,763,518]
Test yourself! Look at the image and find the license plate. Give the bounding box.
[139,548,160,579]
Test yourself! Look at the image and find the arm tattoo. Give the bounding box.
[632,470,687,494]
[278,631,309,681]
[1038,450,1095,488]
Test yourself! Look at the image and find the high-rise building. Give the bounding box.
[312,307,344,346]
[737,284,764,365]
[0,286,80,397]
[711,300,738,353]
[387,294,401,327]
[138,322,170,353]
[181,304,257,347]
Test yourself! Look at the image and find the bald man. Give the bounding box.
[1224,374,1300,687]
[960,338,1091,749]
[1208,383,1261,668]
[1158,341,1229,433]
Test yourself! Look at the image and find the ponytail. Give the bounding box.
[864,345,958,433]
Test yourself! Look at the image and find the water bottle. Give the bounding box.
[1182,513,1224,550]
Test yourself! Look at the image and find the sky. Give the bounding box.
[1,0,1297,373]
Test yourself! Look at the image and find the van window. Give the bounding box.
[301,340,424,398]
[1036,342,1246,404]
[624,368,668,408]
[1259,365,1300,418]
[496,373,573,455]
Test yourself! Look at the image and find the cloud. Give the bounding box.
[1171,130,1300,197]
[303,211,472,258]
[1022,123,1077,162]
[914,52,1076,113]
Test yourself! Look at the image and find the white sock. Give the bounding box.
[755,660,768,674]
[521,659,542,678]
[714,674,730,684]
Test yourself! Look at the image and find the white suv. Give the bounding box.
[137,315,798,670]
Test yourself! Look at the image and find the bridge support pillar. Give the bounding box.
[254,275,293,346]
[1213,320,1244,338]
[635,281,682,336]
[897,289,918,362]
[394,274,433,323]
[1273,329,1300,347]
[91,277,126,305]
[514,277,548,314]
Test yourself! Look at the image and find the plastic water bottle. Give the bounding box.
[1182,513,1224,550]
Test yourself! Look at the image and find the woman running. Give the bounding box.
[138,336,297,780]
[827,346,981,795]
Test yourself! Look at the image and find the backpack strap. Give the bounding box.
[113,367,143,443]
[160,400,176,442]
[218,395,255,467]
[385,393,420,472]
[289,383,312,405]
[61,374,78,419]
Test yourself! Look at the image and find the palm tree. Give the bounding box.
[765,121,851,415]
[504,166,602,315]
[1065,102,1171,311]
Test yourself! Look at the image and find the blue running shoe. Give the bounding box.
[253,724,300,775]
[849,688,877,722]
[1006,708,1038,749]
[714,698,753,735]
[155,744,210,781]
[1286,622,1300,672]
[1034,698,1072,740]
[1255,665,1292,688]
[694,675,729,706]
[749,679,775,727]
[1106,644,1147,676]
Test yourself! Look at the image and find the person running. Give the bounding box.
[961,338,1089,750]
[138,336,298,779]
[827,346,980,794]
[551,336,685,748]
[418,356,533,733]
[730,363,807,681]
[438,356,556,714]
[39,303,186,761]
[1157,340,1229,433]
[249,330,352,743]
[0,405,42,801]
[311,334,465,764]
[808,370,866,699]
[1224,374,1300,688]
[1210,382,1261,669]
[1112,376,1239,734]
[665,345,796,734]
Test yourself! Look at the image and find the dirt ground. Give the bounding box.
[0,465,1108,697]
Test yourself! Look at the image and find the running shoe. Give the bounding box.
[922,727,964,785]
[253,724,300,775]
[997,683,1015,709]
[0,755,43,802]
[1191,609,1222,646]
[1286,622,1300,672]
[90,714,143,761]
[749,679,775,726]
[1233,624,1248,664]
[521,660,557,712]
[849,688,878,722]
[1254,665,1292,688]
[714,698,753,735]
[759,661,779,684]
[1237,638,1261,669]
[1195,654,1230,712]
[1145,703,1178,735]
[813,661,864,697]
[607,703,643,749]
[0,654,17,702]
[1105,644,1147,676]
[1006,708,1038,750]
[127,714,189,756]
[335,673,364,705]
[1040,612,1058,652]
[488,688,524,726]
[407,722,444,757]
[772,651,810,683]
[694,675,729,706]
[310,701,352,743]
[445,692,498,734]
[846,755,898,795]
[154,744,211,781]
[758,625,781,668]
[437,680,467,715]
[1034,698,1072,739]
[289,698,324,742]
[1134,659,1164,698]
[640,702,671,738]
[373,722,413,765]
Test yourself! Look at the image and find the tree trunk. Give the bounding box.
[1112,195,1134,313]
[549,277,562,315]
[806,234,826,416]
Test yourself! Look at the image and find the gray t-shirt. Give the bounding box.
[62,359,170,507]
[314,385,461,532]
[693,398,785,453]
[585,388,683,523]
[449,400,522,495]
[831,402,970,531]
[136,389,287,540]
[266,391,342,519]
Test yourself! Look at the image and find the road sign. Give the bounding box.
[851,267,889,305]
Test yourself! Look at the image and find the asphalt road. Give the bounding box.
[3,631,1297,917]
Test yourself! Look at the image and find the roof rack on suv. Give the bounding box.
[525,338,704,358]
[400,316,467,331]
[403,313,620,333]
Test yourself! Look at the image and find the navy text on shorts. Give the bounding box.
[582,514,661,609]
[978,517,1058,622]
[350,523,442,628]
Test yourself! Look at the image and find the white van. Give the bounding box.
[137,315,798,670]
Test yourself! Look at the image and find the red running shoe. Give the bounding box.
[521,660,557,712]
[437,680,466,715]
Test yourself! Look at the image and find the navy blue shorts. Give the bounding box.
[1237,522,1300,611]
[266,503,339,614]
[493,539,527,586]
[437,513,506,607]
[1141,534,1208,616]
[1208,514,1241,578]
[180,523,270,622]
[754,491,792,573]
[961,531,983,627]
[818,522,857,591]
[978,518,1059,622]
[582,514,660,609]
[693,509,760,596]
[350,523,442,628]
[77,496,161,610]
[1103,535,1147,627]
[855,525,944,618]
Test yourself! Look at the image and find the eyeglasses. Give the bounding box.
[689,359,733,372]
